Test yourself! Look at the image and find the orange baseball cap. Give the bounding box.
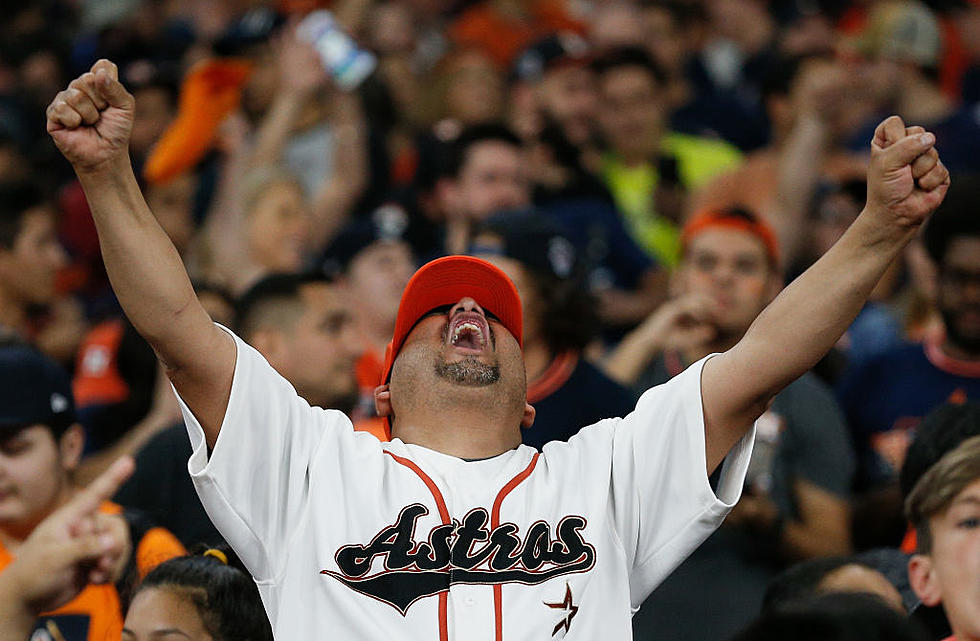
[380,255,523,385]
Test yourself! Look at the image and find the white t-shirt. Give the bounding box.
[180,328,753,640]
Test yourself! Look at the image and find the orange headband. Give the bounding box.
[680,210,780,266]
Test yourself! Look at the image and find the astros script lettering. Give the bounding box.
[321,504,596,614]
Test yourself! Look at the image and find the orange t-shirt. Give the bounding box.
[0,501,186,641]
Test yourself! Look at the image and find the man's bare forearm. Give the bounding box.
[49,60,234,445]
[77,160,220,369]
[743,213,906,390]
[77,160,234,444]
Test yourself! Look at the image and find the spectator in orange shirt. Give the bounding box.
[0,343,185,641]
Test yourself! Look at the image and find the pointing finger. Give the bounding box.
[58,457,135,526]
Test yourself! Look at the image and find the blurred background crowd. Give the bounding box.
[1,0,980,639]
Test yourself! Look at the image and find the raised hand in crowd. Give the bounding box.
[604,293,717,386]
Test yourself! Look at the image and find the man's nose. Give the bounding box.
[451,297,484,316]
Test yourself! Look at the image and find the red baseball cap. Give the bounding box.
[379,255,523,385]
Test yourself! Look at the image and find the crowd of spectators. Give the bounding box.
[1,0,980,639]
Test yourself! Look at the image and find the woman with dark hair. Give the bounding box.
[122,547,273,641]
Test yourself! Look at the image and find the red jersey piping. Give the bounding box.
[491,452,540,641]
[384,450,450,641]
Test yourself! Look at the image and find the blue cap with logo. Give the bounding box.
[0,344,76,437]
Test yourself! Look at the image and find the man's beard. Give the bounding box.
[941,308,980,356]
[434,356,501,386]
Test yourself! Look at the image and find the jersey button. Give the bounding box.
[465,596,475,606]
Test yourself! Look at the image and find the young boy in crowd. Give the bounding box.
[908,435,980,641]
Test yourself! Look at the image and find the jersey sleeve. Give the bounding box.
[609,355,754,607]
[176,325,354,582]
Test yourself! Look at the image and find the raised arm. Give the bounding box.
[47,60,234,449]
[700,116,949,473]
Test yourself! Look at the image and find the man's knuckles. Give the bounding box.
[911,149,940,180]
[69,74,108,109]
[918,164,949,191]
[50,101,82,128]
[64,89,99,123]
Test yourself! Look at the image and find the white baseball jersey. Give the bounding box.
[179,327,754,640]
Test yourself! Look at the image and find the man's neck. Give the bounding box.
[617,134,663,168]
[393,419,522,458]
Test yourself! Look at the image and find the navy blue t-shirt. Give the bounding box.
[837,340,980,488]
[521,352,637,450]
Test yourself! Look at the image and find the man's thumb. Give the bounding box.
[879,132,935,172]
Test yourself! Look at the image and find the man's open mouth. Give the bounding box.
[448,312,489,353]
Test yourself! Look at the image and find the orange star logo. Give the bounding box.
[544,583,579,636]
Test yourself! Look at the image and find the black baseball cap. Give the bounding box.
[473,209,581,281]
[512,32,591,83]
[320,204,413,277]
[0,344,76,438]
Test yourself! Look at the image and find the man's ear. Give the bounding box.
[521,402,535,429]
[374,384,393,417]
[909,553,943,607]
[59,423,85,472]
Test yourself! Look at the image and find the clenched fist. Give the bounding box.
[46,59,135,174]
[866,115,950,230]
